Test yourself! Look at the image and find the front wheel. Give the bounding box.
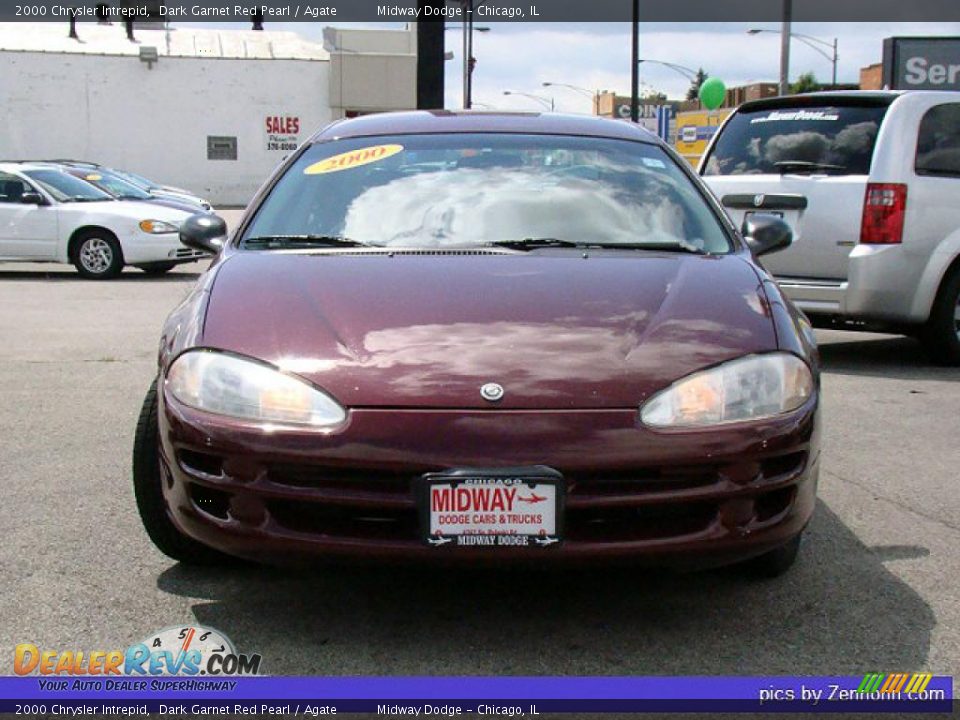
[73,231,123,279]
[132,380,229,564]
[920,266,960,365]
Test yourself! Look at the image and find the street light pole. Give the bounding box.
[542,82,597,113]
[831,37,838,86]
[748,27,838,89]
[780,0,792,96]
[502,91,554,110]
[637,58,698,82]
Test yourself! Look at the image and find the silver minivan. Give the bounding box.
[701,90,960,364]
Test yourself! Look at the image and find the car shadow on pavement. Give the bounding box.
[817,333,960,382]
[155,501,934,675]
[0,269,201,282]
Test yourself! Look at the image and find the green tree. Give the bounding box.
[686,68,708,101]
[791,72,820,94]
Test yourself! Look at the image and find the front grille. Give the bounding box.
[178,452,807,544]
[267,501,418,540]
[567,502,717,542]
[173,248,208,258]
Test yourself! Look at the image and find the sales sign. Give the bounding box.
[265,115,300,152]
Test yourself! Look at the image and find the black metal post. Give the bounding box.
[465,1,474,109]
[630,0,639,122]
[416,11,445,109]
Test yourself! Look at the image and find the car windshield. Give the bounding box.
[23,169,114,202]
[702,103,890,176]
[75,170,153,200]
[115,170,157,191]
[243,133,733,253]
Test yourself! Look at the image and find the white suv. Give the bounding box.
[701,91,960,364]
[0,163,208,279]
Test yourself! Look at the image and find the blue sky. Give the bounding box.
[181,21,960,112]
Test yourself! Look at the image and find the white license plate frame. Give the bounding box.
[418,468,564,549]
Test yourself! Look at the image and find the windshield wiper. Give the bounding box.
[591,242,706,254]
[244,234,373,249]
[487,238,705,254]
[774,160,845,174]
[487,238,582,251]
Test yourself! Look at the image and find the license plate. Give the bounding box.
[419,468,564,548]
[744,210,784,221]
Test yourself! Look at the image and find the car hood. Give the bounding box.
[57,200,192,223]
[201,251,776,410]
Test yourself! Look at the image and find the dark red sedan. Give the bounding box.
[133,111,820,576]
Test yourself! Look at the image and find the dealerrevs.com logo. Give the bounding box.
[14,625,262,678]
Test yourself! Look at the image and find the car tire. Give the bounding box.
[738,533,803,579]
[132,380,230,564]
[72,230,124,280]
[920,265,960,366]
[139,262,177,275]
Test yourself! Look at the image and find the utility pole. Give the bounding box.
[779,0,792,95]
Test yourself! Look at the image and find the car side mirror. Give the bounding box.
[743,214,793,257]
[20,192,45,205]
[179,213,227,254]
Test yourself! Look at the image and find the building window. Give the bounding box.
[916,103,960,177]
[207,136,238,161]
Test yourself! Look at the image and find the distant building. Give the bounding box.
[860,63,884,90]
[0,23,417,205]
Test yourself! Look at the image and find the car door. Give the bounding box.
[0,171,59,259]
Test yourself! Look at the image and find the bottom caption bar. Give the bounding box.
[0,675,953,714]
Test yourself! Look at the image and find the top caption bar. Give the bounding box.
[4,0,960,23]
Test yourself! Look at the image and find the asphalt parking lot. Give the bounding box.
[1,258,958,683]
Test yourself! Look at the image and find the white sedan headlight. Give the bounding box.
[167,350,346,428]
[139,219,179,234]
[640,353,814,428]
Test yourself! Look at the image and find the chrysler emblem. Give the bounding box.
[480,383,504,402]
[753,194,766,208]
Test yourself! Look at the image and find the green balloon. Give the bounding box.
[699,77,727,110]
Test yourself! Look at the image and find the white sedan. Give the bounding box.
[0,163,209,279]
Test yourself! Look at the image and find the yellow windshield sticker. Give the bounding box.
[304,144,404,175]
[85,174,102,181]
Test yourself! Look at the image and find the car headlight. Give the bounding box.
[166,350,347,428]
[139,219,179,234]
[640,353,813,428]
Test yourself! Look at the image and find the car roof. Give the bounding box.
[311,110,661,145]
[0,162,67,173]
[737,89,960,114]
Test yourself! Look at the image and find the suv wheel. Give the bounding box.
[920,266,960,366]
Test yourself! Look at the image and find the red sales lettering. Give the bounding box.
[265,116,300,135]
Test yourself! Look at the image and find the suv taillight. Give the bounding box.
[860,183,907,245]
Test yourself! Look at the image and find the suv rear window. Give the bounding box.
[702,103,889,176]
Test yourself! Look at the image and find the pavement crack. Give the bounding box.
[824,468,960,535]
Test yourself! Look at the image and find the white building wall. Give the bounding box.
[0,52,331,206]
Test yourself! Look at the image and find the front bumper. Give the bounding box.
[158,389,820,567]
[120,233,209,265]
